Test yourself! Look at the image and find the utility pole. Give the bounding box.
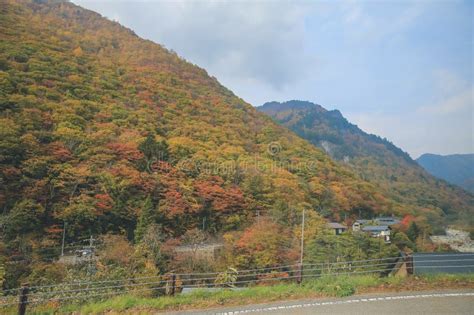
[88,234,97,251]
[61,222,67,256]
[300,208,305,265]
[297,208,306,284]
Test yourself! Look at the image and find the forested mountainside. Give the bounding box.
[0,0,397,283]
[417,153,474,193]
[0,0,468,289]
[259,100,474,227]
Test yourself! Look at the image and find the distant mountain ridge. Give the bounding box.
[259,100,413,163]
[417,153,474,193]
[258,100,474,227]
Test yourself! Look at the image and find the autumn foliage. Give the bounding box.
[0,0,466,289]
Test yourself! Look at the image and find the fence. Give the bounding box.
[1,253,472,313]
[411,252,474,275]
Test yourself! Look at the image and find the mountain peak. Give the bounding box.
[259,100,412,162]
[260,100,326,113]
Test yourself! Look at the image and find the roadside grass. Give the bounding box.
[420,273,474,283]
[11,273,474,314]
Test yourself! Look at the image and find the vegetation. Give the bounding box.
[0,0,471,297]
[417,153,474,193]
[259,100,474,229]
[5,274,471,314]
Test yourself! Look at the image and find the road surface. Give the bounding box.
[169,290,474,315]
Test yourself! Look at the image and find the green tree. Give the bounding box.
[138,223,165,269]
[3,199,44,239]
[407,222,420,242]
[392,231,415,251]
[134,196,157,243]
[0,118,24,165]
[138,134,169,172]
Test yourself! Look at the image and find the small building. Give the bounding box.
[58,248,96,265]
[352,219,370,232]
[362,225,391,243]
[327,222,347,235]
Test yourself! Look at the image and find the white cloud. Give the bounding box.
[337,1,426,44]
[349,71,473,158]
[419,87,473,115]
[348,108,473,159]
[418,70,473,114]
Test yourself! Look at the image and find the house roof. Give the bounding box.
[362,225,390,232]
[375,217,400,225]
[353,219,370,224]
[327,222,347,229]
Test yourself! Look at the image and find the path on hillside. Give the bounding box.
[168,290,474,315]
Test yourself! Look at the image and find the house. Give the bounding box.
[327,222,347,235]
[362,225,391,243]
[352,219,370,232]
[352,216,400,232]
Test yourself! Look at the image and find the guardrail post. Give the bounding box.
[406,255,413,275]
[171,273,176,296]
[18,283,29,315]
[296,263,303,284]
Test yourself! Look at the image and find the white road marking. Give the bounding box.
[215,292,474,315]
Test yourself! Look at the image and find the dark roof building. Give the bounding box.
[361,225,391,243]
[327,222,347,235]
[362,225,390,232]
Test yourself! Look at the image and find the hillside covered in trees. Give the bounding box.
[0,0,471,290]
[417,153,474,193]
[259,100,474,229]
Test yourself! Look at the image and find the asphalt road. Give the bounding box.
[169,290,474,315]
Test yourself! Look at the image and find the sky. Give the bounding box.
[74,0,473,158]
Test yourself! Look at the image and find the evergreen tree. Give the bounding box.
[407,222,421,242]
[139,134,169,162]
[138,134,169,172]
[134,196,157,243]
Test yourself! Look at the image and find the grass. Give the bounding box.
[7,274,474,314]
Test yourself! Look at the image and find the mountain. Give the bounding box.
[259,101,413,163]
[1,0,473,293]
[417,154,474,193]
[258,100,474,228]
[0,0,410,250]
